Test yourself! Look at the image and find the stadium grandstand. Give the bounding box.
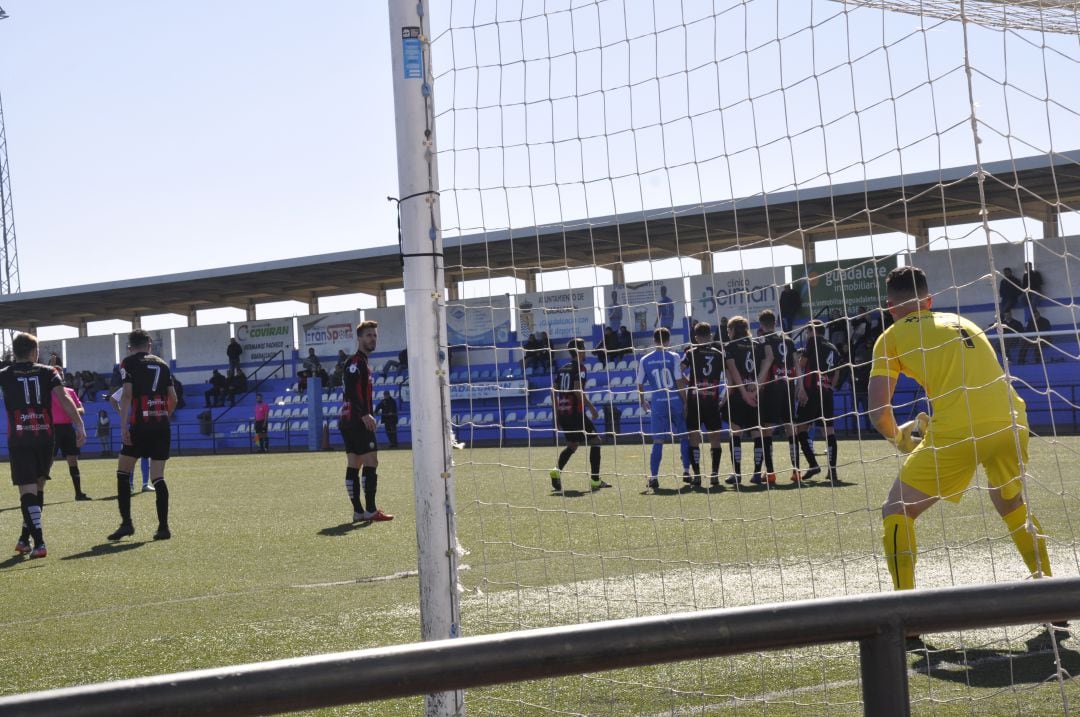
[0,151,1078,457]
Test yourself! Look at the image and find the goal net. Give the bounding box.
[419,0,1080,712]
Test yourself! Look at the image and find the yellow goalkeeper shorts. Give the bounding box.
[900,423,1029,503]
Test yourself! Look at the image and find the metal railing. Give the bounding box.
[0,578,1075,717]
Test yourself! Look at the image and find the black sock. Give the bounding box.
[557,446,575,471]
[753,436,764,473]
[589,445,601,481]
[362,466,378,514]
[731,436,742,475]
[827,434,838,469]
[345,467,363,512]
[69,465,82,495]
[117,471,132,524]
[20,493,43,546]
[763,437,774,472]
[710,445,722,475]
[154,479,170,528]
[798,432,817,467]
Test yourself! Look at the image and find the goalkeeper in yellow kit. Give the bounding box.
[868,265,1051,591]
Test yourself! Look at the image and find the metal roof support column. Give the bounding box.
[1043,206,1060,238]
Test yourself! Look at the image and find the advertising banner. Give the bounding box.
[234,318,294,365]
[604,279,686,333]
[516,288,594,340]
[446,295,511,346]
[298,311,360,357]
[793,257,897,318]
[688,267,786,324]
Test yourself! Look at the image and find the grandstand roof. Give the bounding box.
[2,151,1079,330]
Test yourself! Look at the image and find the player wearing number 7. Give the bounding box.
[107,329,177,542]
[869,266,1051,591]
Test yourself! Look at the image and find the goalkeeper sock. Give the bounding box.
[345,467,363,513]
[650,443,663,478]
[589,445,601,482]
[1003,504,1052,577]
[557,446,575,471]
[883,513,917,590]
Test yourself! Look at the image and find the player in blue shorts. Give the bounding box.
[636,327,689,491]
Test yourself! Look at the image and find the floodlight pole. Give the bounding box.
[387,2,463,716]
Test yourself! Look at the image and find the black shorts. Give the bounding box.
[686,397,725,433]
[759,383,795,427]
[120,423,172,461]
[797,387,835,425]
[254,419,268,435]
[555,411,596,444]
[54,424,81,457]
[341,422,378,456]
[725,392,758,430]
[9,441,54,486]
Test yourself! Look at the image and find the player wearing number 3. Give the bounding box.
[869,266,1052,591]
[637,327,689,492]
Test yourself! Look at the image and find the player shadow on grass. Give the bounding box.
[910,629,1079,688]
[60,542,148,561]
[318,521,375,537]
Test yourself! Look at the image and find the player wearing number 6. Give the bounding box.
[869,266,1051,591]
[108,329,177,542]
[637,327,689,492]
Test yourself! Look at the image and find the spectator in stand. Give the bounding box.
[998,267,1023,317]
[779,283,802,332]
[225,368,247,406]
[227,338,243,375]
[522,333,541,373]
[374,391,400,449]
[538,332,552,374]
[205,369,227,407]
[1019,308,1052,365]
[1021,261,1044,322]
[616,325,633,361]
[252,394,270,452]
[97,409,112,457]
[173,376,186,409]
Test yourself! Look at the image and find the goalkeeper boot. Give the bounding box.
[549,468,563,494]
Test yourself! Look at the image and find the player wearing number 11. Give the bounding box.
[869,266,1051,592]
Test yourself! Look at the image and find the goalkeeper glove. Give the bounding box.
[891,412,929,454]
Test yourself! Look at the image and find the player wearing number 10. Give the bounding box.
[637,327,688,491]
[869,266,1052,592]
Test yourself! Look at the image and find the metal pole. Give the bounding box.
[387,2,462,716]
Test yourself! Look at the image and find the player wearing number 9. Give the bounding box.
[868,265,1051,592]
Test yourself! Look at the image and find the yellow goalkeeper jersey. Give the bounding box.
[870,309,1025,435]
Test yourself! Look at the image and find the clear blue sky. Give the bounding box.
[1,0,1077,337]
[0,1,398,296]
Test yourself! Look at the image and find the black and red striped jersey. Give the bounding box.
[553,360,585,415]
[341,351,373,426]
[681,345,725,401]
[761,332,798,383]
[121,352,173,425]
[0,362,62,445]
